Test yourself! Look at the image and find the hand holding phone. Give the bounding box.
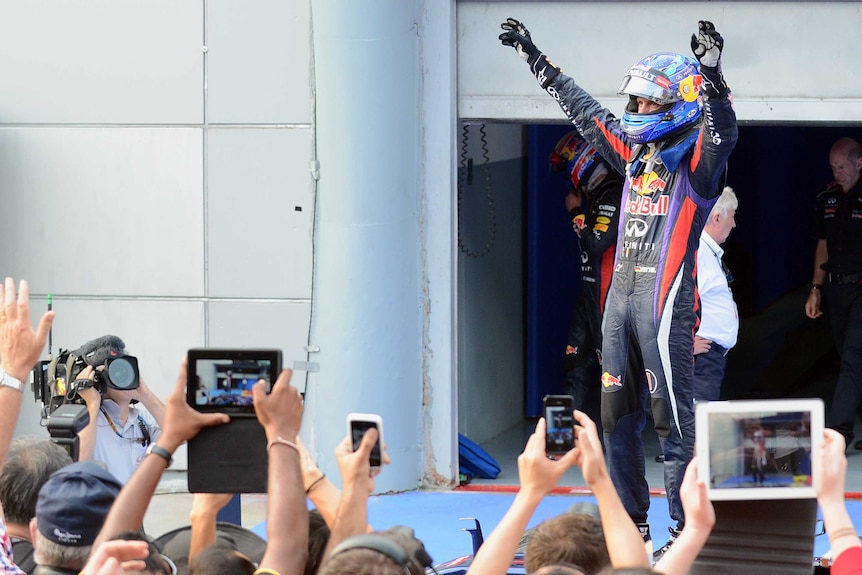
[347,413,384,468]
[543,395,576,455]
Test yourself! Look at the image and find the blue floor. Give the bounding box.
[251,491,858,565]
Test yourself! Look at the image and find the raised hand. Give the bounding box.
[159,361,230,451]
[690,20,724,68]
[678,457,714,533]
[571,410,609,486]
[499,18,560,89]
[517,417,577,497]
[499,18,539,64]
[0,278,55,382]
[253,369,304,441]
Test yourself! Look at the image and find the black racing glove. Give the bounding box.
[499,18,560,89]
[690,20,729,98]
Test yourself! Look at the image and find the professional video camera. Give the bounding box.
[33,335,140,417]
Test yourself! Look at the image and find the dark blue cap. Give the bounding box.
[35,461,122,546]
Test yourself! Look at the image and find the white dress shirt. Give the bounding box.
[696,232,739,349]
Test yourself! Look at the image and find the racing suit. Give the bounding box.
[540,71,738,529]
[564,172,624,409]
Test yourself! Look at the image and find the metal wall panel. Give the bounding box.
[208,301,313,377]
[0,127,204,296]
[206,128,313,299]
[459,2,862,123]
[0,0,203,124]
[207,0,312,124]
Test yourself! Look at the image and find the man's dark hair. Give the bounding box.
[306,509,331,575]
[525,513,610,575]
[189,540,255,575]
[0,437,72,524]
[112,531,174,575]
[596,568,657,575]
[322,526,431,575]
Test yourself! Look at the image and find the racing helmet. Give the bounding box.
[549,131,604,191]
[618,52,703,143]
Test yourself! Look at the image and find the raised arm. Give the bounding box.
[687,20,738,200]
[322,428,386,562]
[75,366,102,463]
[572,410,650,569]
[131,376,166,429]
[0,278,55,467]
[467,417,577,575]
[653,457,714,574]
[296,436,343,528]
[94,361,230,548]
[814,429,861,564]
[254,369,308,575]
[188,493,234,563]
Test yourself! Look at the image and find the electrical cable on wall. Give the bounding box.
[457,123,497,258]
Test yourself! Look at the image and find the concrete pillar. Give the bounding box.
[309,0,429,492]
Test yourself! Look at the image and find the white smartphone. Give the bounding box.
[346,412,384,468]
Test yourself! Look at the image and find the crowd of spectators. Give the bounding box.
[0,275,860,575]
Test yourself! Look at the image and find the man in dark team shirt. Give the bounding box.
[805,137,862,450]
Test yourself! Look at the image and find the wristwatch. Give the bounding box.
[0,368,25,393]
[145,443,173,467]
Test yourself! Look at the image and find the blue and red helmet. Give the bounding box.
[618,52,703,143]
[549,131,603,191]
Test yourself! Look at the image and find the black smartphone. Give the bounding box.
[186,349,282,416]
[347,413,384,468]
[543,394,575,455]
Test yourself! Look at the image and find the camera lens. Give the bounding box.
[106,357,138,390]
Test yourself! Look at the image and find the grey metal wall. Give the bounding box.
[459,1,862,123]
[0,0,314,470]
[456,123,525,444]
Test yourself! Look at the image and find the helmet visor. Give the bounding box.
[618,74,675,105]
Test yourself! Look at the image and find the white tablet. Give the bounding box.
[695,398,824,501]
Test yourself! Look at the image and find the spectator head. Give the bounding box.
[525,511,609,575]
[189,540,256,575]
[30,461,122,571]
[306,509,331,575]
[112,531,176,575]
[0,437,72,526]
[322,526,433,575]
[596,569,656,575]
[534,566,587,575]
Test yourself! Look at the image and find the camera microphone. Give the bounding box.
[73,335,127,366]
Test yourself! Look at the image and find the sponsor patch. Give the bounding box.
[646,369,659,394]
[601,372,622,389]
[626,195,669,216]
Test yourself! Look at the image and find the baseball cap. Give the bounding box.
[35,461,122,547]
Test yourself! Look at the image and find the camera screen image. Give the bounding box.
[545,405,574,453]
[350,421,381,467]
[192,358,274,414]
[708,410,813,490]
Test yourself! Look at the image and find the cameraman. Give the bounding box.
[73,336,166,484]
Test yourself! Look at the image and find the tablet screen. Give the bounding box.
[695,399,823,500]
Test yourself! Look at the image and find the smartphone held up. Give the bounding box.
[347,412,384,468]
[544,394,576,456]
